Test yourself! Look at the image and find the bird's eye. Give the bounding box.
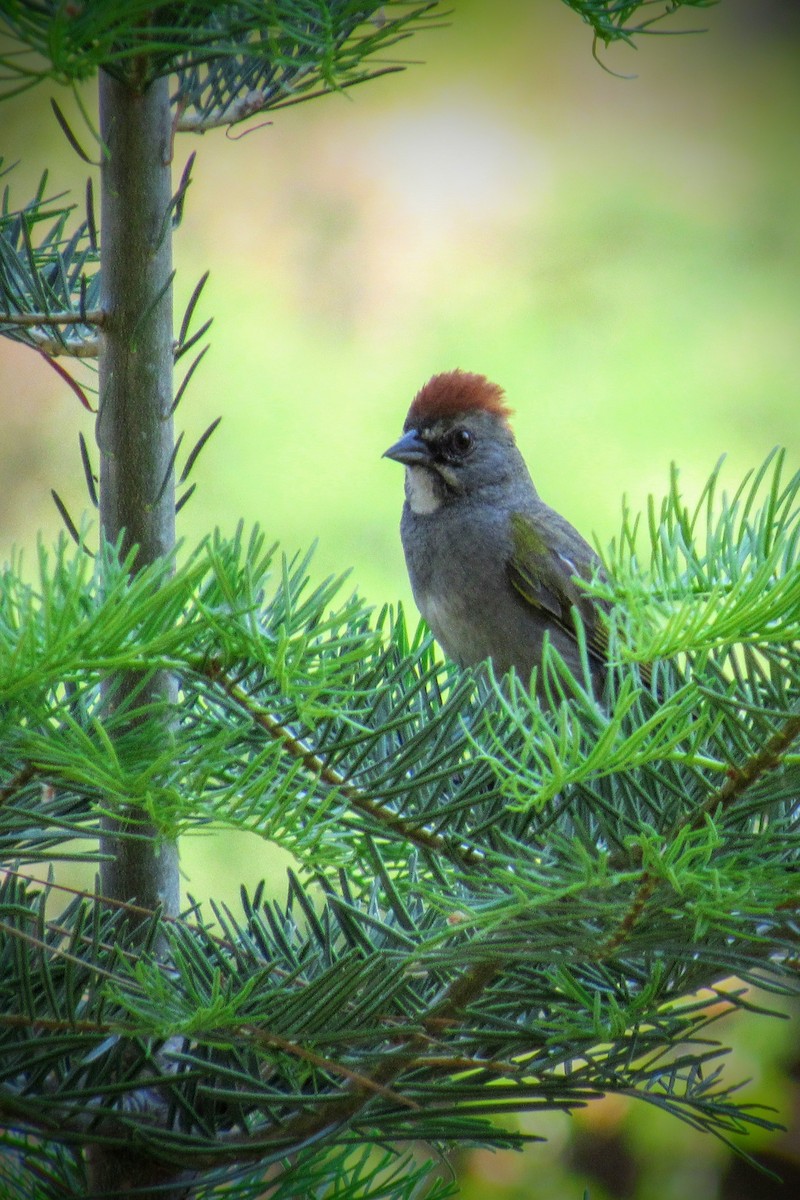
[445,428,474,458]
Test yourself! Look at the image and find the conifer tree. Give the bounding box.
[0,3,796,1198]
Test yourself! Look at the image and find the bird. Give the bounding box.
[383,369,608,693]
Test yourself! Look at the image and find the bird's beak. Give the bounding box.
[382,429,432,466]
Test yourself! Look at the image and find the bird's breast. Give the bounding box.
[415,589,480,668]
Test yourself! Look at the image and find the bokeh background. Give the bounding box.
[1,1,798,1195]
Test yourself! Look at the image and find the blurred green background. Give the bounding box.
[1,1,798,1195]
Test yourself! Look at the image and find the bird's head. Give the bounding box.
[384,370,523,509]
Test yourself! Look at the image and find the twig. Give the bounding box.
[176,89,273,133]
[1,308,105,327]
[186,955,505,1169]
[0,919,127,985]
[598,711,800,958]
[174,67,404,134]
[686,712,800,831]
[0,1012,418,1116]
[204,660,484,867]
[29,332,100,358]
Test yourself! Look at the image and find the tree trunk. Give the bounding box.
[96,68,179,915]
[89,68,184,1199]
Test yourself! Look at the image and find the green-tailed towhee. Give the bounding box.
[384,369,608,691]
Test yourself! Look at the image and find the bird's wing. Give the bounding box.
[507,510,610,669]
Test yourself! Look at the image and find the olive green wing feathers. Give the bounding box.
[507,510,610,671]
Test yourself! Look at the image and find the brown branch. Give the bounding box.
[175,87,275,132]
[0,1009,417,1115]
[0,1012,116,1035]
[597,874,659,959]
[685,711,800,831]
[1,326,102,357]
[598,711,800,959]
[204,659,483,867]
[407,1053,518,1075]
[0,873,432,1121]
[239,1026,420,1111]
[184,954,506,1169]
[2,863,545,1170]
[33,334,99,357]
[2,947,503,1168]
[1,309,105,327]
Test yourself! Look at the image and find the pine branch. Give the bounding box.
[2,308,104,327]
[0,0,719,105]
[186,956,507,1169]
[27,332,100,357]
[0,2,442,99]
[173,65,406,133]
[203,658,484,867]
[567,0,719,45]
[599,709,800,958]
[701,711,800,820]
[0,162,102,357]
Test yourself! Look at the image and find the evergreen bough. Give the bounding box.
[2,2,796,1197]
